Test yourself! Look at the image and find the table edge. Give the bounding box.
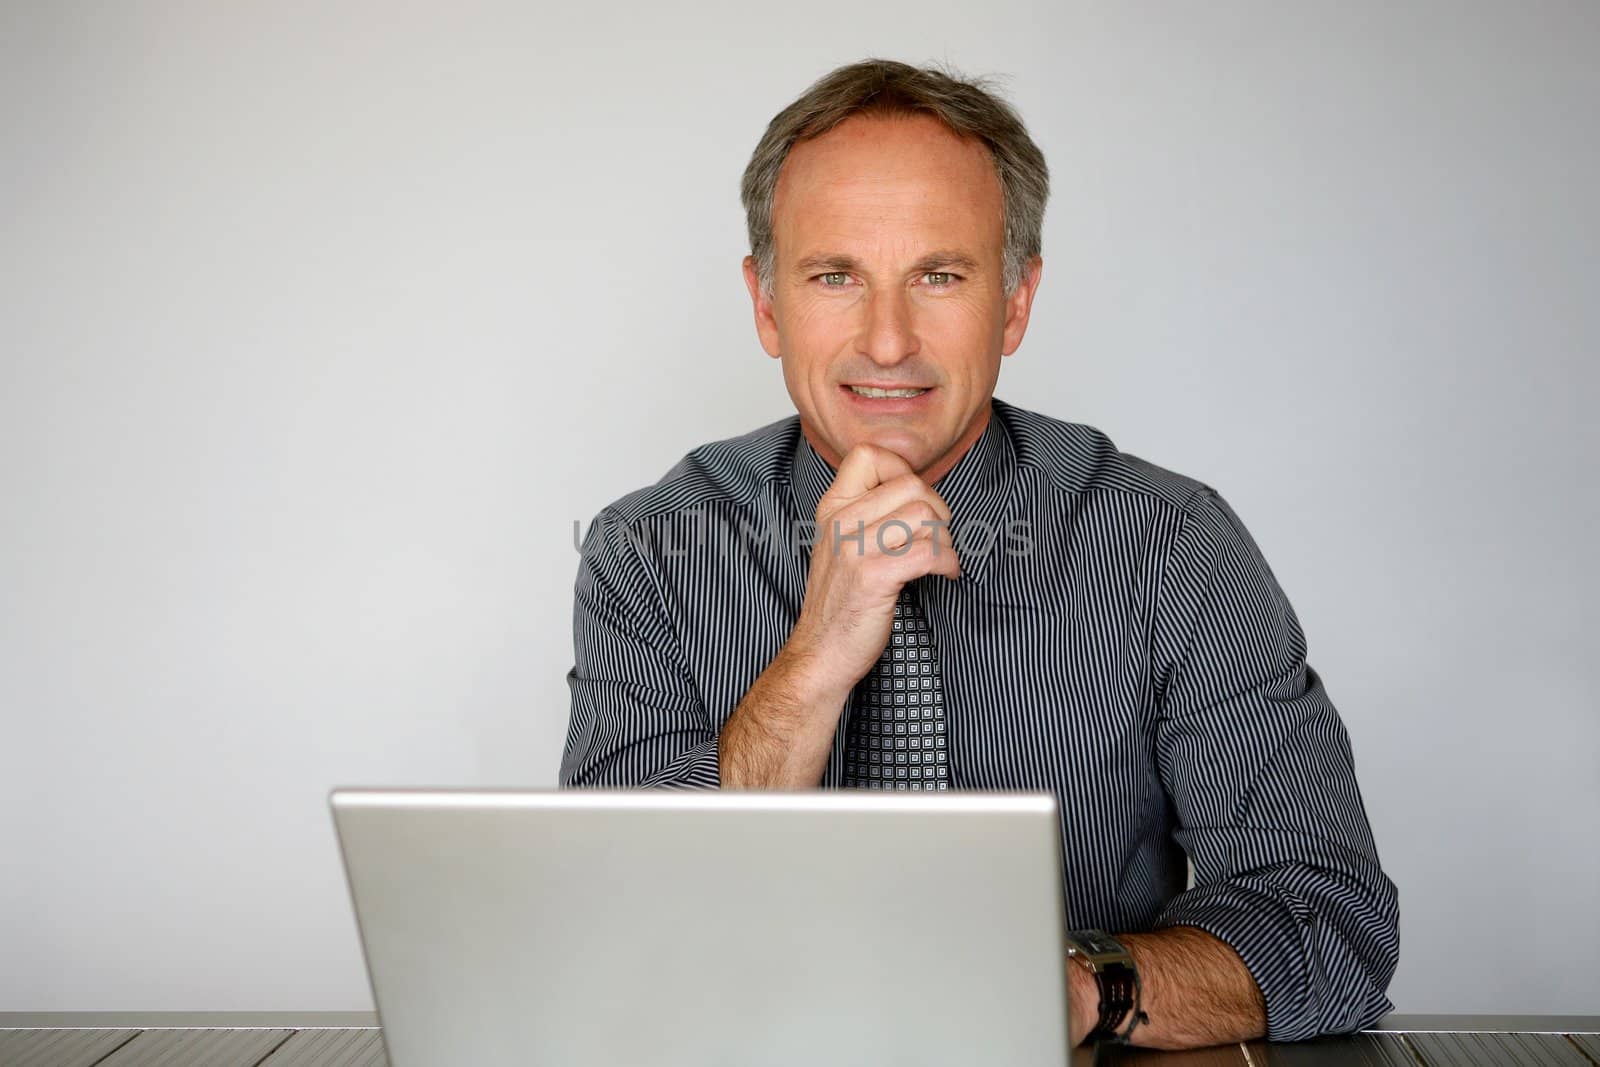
[2,1011,1597,1034]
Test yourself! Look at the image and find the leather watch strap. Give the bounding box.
[1087,958,1137,1040]
[1066,929,1144,1044]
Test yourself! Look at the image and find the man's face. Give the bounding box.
[743,112,1041,482]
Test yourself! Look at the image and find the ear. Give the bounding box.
[1000,256,1044,357]
[742,255,782,359]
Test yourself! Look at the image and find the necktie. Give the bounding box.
[841,584,952,790]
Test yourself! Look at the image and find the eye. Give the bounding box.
[818,272,851,287]
[922,271,959,288]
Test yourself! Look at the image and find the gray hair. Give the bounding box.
[739,57,1050,300]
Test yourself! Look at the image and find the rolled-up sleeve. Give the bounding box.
[560,508,720,789]
[1148,487,1400,1041]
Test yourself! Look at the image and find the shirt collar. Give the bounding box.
[788,400,1017,585]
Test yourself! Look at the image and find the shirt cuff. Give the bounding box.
[637,734,722,789]
[1153,879,1394,1042]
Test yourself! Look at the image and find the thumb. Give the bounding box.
[818,442,916,516]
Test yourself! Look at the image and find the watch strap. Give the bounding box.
[1067,929,1145,1044]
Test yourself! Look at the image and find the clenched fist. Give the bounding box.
[788,442,962,700]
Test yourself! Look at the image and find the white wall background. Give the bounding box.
[2,0,1595,1015]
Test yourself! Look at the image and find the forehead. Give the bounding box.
[772,112,1004,257]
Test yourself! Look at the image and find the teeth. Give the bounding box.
[849,386,927,398]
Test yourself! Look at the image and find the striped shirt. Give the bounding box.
[560,396,1399,1041]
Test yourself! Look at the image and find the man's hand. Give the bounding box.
[790,443,962,695]
[719,443,961,788]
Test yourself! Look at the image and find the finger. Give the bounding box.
[859,515,962,577]
[816,501,950,565]
[916,520,963,580]
[870,500,943,552]
[881,531,963,582]
[818,443,916,516]
[815,506,961,579]
[834,471,952,529]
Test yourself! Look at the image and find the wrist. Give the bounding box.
[1064,929,1144,1045]
[775,634,853,710]
[720,639,849,789]
[1066,955,1101,1046]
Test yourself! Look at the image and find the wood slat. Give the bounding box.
[1568,1034,1600,1064]
[1407,1031,1593,1066]
[1094,1041,1249,1064]
[0,1013,378,1030]
[1375,1016,1600,1034]
[260,1028,388,1066]
[1246,1033,1418,1065]
[0,1028,140,1067]
[94,1028,293,1067]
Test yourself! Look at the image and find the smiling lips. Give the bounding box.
[846,384,930,398]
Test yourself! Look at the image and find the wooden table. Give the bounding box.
[2,1013,1597,1065]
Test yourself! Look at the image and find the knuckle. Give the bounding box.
[845,442,884,464]
[887,471,923,493]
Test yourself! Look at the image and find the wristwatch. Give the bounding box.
[1064,929,1144,1043]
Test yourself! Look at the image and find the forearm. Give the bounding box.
[1071,926,1265,1050]
[718,641,848,788]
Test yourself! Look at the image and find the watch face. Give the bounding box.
[1079,932,1123,957]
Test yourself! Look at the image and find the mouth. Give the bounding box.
[837,383,936,416]
[843,384,932,399]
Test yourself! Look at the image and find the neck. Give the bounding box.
[919,402,993,484]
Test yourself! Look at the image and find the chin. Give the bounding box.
[808,401,947,471]
[844,427,937,469]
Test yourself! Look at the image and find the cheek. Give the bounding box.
[774,307,836,395]
[925,298,1001,363]
[787,294,852,340]
[780,299,855,369]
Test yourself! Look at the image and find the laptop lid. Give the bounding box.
[331,788,1072,1067]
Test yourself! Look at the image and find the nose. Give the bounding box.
[856,285,920,368]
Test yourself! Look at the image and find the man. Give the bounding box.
[560,58,1399,1050]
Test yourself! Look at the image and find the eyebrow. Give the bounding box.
[791,249,983,277]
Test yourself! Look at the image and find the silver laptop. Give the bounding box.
[331,788,1072,1067]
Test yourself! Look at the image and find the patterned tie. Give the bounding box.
[841,584,952,790]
